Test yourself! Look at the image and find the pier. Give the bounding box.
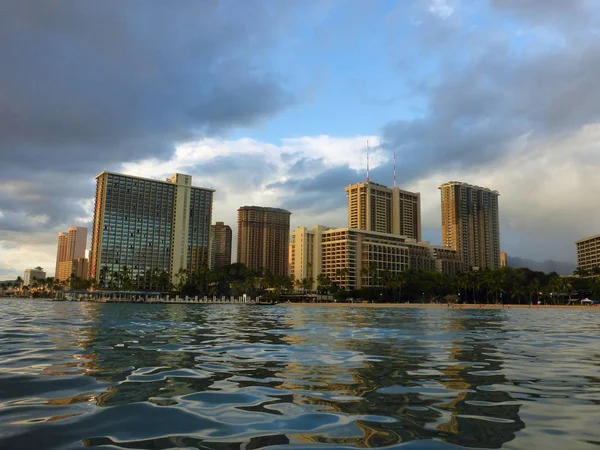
[57,290,273,304]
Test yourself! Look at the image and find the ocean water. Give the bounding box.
[0,299,599,449]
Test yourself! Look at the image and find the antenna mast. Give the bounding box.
[366,140,370,183]
[393,152,396,187]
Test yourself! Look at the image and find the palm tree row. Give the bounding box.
[334,266,598,305]
[5,264,600,304]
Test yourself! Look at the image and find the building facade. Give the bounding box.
[345,181,421,241]
[55,226,87,276]
[210,222,232,268]
[237,206,291,277]
[289,225,329,288]
[56,258,89,282]
[575,234,600,273]
[24,267,46,286]
[439,181,501,270]
[299,227,462,291]
[500,251,507,268]
[90,172,213,288]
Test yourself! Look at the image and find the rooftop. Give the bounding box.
[575,233,600,244]
[438,181,499,195]
[238,206,292,214]
[95,171,215,192]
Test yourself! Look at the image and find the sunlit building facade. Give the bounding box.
[90,172,213,288]
[289,225,329,288]
[237,206,291,277]
[500,251,507,268]
[439,181,500,270]
[55,226,87,277]
[345,181,421,241]
[316,228,461,290]
[56,258,89,282]
[575,234,600,273]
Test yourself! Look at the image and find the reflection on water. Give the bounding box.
[0,300,599,449]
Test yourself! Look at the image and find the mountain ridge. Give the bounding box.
[507,256,575,276]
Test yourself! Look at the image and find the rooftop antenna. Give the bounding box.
[393,151,397,188]
[366,140,370,183]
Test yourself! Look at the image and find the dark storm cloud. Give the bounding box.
[0,0,300,235]
[0,1,294,165]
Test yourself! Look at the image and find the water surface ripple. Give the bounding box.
[1,299,599,449]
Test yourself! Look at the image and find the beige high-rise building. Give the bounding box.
[500,251,507,268]
[289,225,329,288]
[575,234,600,273]
[210,222,232,268]
[90,172,213,288]
[439,181,501,270]
[237,206,291,277]
[345,181,421,241]
[317,228,462,290]
[56,258,89,282]
[55,226,87,276]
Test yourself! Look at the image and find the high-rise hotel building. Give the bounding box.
[439,181,500,270]
[237,206,291,277]
[345,181,421,241]
[289,225,329,288]
[575,234,600,273]
[210,221,233,268]
[55,226,87,279]
[90,172,214,288]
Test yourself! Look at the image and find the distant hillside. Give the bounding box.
[507,256,575,276]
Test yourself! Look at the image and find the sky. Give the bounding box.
[1,0,600,279]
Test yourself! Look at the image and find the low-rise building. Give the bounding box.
[294,227,461,291]
[56,258,89,282]
[23,267,46,286]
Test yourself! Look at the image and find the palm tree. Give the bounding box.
[175,268,188,292]
[301,277,313,294]
[456,272,470,303]
[15,276,23,292]
[392,272,407,303]
[528,279,540,305]
[510,283,525,305]
[316,273,332,295]
[361,262,379,288]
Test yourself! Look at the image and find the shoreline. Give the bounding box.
[2,297,599,310]
[277,302,600,310]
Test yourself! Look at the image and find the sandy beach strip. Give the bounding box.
[277,302,600,310]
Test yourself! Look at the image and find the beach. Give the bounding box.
[278,301,600,310]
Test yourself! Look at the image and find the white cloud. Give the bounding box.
[408,123,600,262]
[0,236,56,279]
[2,126,598,280]
[429,0,454,19]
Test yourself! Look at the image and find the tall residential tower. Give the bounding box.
[439,181,500,270]
[210,221,233,268]
[345,181,421,241]
[90,172,213,288]
[55,226,87,277]
[237,206,291,277]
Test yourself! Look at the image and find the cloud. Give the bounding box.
[383,42,600,185]
[2,0,599,278]
[0,0,319,278]
[429,0,455,19]
[0,1,298,169]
